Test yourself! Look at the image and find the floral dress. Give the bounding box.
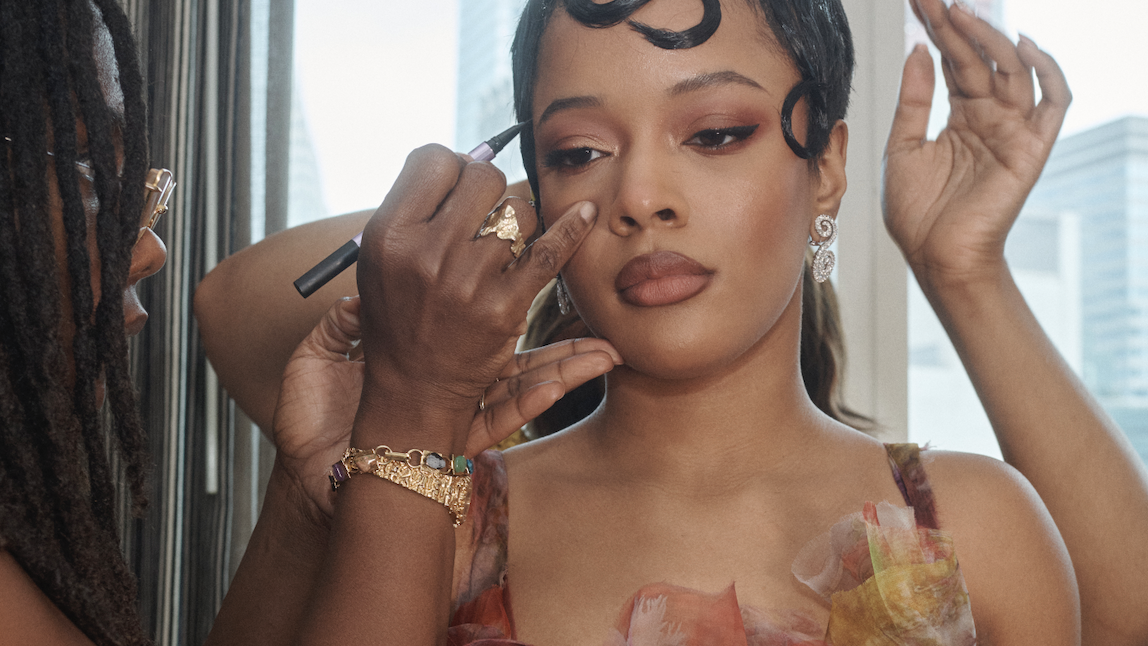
[448,444,976,646]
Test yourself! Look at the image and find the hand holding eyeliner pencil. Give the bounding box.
[293,121,529,298]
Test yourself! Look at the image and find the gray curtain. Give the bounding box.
[116,0,294,643]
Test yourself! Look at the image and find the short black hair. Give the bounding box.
[511,0,854,204]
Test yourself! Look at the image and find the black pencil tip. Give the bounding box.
[487,121,530,154]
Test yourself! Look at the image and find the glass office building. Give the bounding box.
[1025,116,1148,461]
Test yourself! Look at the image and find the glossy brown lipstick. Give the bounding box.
[615,251,713,307]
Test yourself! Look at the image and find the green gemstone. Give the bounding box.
[453,455,469,475]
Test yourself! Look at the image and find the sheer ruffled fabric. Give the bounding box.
[448,445,975,645]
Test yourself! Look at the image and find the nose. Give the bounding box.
[129,227,167,285]
[608,146,688,236]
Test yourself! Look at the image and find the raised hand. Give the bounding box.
[883,0,1071,291]
[350,145,607,454]
[270,296,621,521]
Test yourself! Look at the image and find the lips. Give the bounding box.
[615,251,713,307]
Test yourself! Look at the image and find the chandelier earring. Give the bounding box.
[556,275,572,315]
[810,214,837,284]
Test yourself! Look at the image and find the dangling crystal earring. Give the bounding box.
[556,275,572,315]
[810,214,837,283]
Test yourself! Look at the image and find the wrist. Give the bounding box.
[352,373,474,456]
[912,259,1022,331]
[911,256,1012,305]
[263,462,332,546]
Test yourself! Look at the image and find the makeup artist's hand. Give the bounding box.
[351,144,613,455]
[883,0,1070,293]
[270,295,621,520]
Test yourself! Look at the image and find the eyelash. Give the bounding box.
[543,146,604,170]
[686,124,760,149]
[542,123,761,171]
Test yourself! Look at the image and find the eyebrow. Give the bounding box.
[668,71,766,97]
[539,95,602,125]
[538,70,768,125]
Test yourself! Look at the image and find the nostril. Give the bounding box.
[656,209,674,222]
[621,215,638,228]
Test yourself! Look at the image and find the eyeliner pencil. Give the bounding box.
[293,121,529,298]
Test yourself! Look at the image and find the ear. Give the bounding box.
[811,120,848,237]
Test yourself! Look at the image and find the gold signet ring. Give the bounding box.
[477,202,526,258]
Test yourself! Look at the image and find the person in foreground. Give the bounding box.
[206,0,1090,644]
[0,0,170,643]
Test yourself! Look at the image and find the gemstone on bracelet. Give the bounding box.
[453,455,468,475]
[329,461,349,491]
[426,452,447,470]
[353,454,378,473]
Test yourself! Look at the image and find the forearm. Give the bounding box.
[205,465,330,646]
[292,387,471,645]
[918,263,1148,644]
[195,210,372,430]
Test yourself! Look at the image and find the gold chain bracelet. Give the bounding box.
[329,446,473,527]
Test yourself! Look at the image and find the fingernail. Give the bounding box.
[912,42,928,55]
[578,202,596,222]
[952,0,975,15]
[1018,32,1036,48]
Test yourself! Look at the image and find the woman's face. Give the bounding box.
[50,16,167,404]
[531,0,845,379]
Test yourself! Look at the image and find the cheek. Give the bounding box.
[701,160,814,257]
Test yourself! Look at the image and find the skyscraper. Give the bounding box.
[456,0,529,183]
[1024,116,1148,460]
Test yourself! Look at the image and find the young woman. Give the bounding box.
[204,0,1105,644]
[0,1,169,643]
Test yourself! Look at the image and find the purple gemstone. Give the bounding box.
[332,461,349,482]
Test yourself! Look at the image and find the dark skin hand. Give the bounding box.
[194,180,539,434]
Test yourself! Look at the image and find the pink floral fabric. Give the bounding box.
[448,445,975,645]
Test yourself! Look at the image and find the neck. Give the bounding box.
[574,297,832,496]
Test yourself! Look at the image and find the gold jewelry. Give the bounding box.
[477,202,526,258]
[329,446,473,527]
[810,214,837,283]
[478,390,487,412]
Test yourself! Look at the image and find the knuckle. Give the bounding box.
[506,377,523,397]
[529,239,566,274]
[462,160,508,190]
[404,144,464,183]
[515,350,533,373]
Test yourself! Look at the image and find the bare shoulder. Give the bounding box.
[922,450,1080,646]
[0,551,94,645]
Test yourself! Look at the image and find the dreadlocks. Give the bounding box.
[0,0,151,643]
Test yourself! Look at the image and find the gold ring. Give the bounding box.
[478,390,486,412]
[477,202,526,258]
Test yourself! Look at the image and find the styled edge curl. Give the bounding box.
[564,0,723,49]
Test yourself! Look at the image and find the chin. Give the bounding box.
[604,323,763,382]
